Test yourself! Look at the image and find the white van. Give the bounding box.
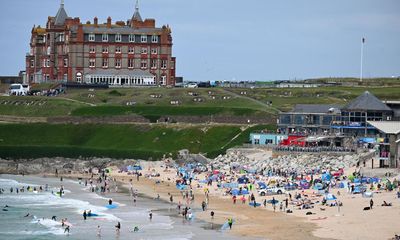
[9,84,27,96]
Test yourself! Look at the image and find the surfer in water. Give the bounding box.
[51,216,57,221]
[149,211,153,221]
[115,221,121,233]
[83,210,87,220]
[109,199,113,205]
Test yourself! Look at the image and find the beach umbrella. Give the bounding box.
[324,193,337,201]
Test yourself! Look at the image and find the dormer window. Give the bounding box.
[141,35,147,43]
[102,34,108,42]
[151,35,158,43]
[115,34,122,42]
[129,34,135,42]
[89,34,95,42]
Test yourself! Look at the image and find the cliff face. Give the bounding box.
[0,157,140,175]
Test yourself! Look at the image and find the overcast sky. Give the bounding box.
[0,0,399,81]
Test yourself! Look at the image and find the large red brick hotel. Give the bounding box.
[26,0,176,86]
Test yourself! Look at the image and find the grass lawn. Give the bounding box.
[0,123,275,159]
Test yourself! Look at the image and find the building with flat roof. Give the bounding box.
[26,0,176,86]
[367,121,400,168]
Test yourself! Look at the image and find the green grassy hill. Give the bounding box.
[0,123,274,159]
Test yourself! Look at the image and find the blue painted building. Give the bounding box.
[250,133,287,145]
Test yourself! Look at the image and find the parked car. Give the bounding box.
[185,83,198,88]
[258,186,286,196]
[9,84,27,96]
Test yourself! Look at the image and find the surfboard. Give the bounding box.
[267,199,279,204]
[105,204,118,209]
[221,220,235,230]
[64,221,73,227]
[87,213,99,217]
[248,202,261,207]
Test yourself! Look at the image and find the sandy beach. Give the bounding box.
[105,154,400,240]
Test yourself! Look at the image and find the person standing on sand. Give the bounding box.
[370,199,374,209]
[211,211,215,219]
[232,195,237,204]
[170,195,173,204]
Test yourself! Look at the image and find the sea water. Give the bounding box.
[0,175,244,240]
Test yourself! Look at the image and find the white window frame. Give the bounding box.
[64,58,68,67]
[151,59,157,69]
[58,33,65,42]
[128,59,134,69]
[161,60,167,69]
[89,58,96,68]
[151,35,158,43]
[89,45,95,53]
[141,47,147,54]
[151,48,158,55]
[115,46,121,53]
[160,75,167,85]
[102,58,108,68]
[115,34,122,42]
[128,47,134,54]
[141,35,147,43]
[46,59,50,68]
[129,34,135,42]
[115,59,121,69]
[102,34,108,42]
[140,59,147,69]
[89,33,95,42]
[102,46,108,53]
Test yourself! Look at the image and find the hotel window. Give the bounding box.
[46,59,50,67]
[151,59,157,69]
[128,59,134,68]
[89,46,95,53]
[128,47,134,54]
[141,47,147,54]
[151,48,157,54]
[161,60,167,69]
[140,59,147,69]
[89,58,96,68]
[58,33,65,42]
[89,33,95,42]
[129,34,135,42]
[141,35,147,43]
[102,34,108,42]
[63,58,68,67]
[115,46,121,53]
[115,59,121,68]
[102,46,108,53]
[160,75,166,85]
[171,61,175,69]
[102,58,108,68]
[115,34,122,42]
[30,60,34,67]
[151,35,158,43]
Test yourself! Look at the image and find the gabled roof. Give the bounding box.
[291,104,342,114]
[343,91,392,111]
[54,1,68,26]
[367,121,400,134]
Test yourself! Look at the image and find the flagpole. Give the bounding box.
[360,38,364,82]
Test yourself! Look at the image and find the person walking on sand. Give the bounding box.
[370,199,374,209]
[228,218,233,229]
[232,195,237,204]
